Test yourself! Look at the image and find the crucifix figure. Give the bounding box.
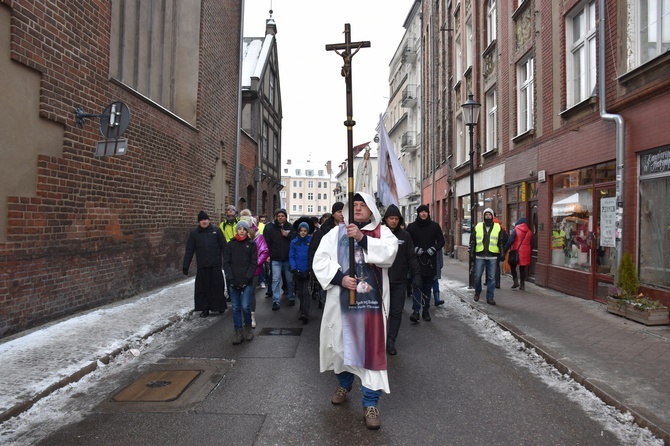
[326,24,371,306]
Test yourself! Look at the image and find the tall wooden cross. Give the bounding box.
[326,24,371,306]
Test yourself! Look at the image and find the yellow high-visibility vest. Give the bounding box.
[475,223,501,253]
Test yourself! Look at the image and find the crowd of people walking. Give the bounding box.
[182,197,531,431]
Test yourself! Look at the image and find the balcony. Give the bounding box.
[401,38,418,63]
[401,85,418,108]
[401,131,418,153]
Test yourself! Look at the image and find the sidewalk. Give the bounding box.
[0,259,668,443]
[441,256,670,444]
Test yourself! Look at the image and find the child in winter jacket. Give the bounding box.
[289,222,312,323]
[223,220,258,345]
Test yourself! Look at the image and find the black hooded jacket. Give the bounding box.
[308,216,339,269]
[383,205,421,284]
[406,212,446,277]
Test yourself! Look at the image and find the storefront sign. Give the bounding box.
[640,146,670,176]
[600,197,616,248]
[520,182,527,201]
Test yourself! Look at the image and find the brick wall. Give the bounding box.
[0,0,242,337]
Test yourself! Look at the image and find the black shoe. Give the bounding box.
[435,300,445,306]
[474,293,480,302]
[386,340,397,355]
[288,300,296,306]
[422,311,431,322]
[486,298,496,305]
[200,310,210,318]
[409,312,420,323]
[495,284,501,289]
[299,314,308,324]
[272,302,280,311]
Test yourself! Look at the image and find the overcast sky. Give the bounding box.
[243,0,413,168]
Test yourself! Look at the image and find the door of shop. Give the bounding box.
[592,186,617,302]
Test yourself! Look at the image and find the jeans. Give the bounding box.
[271,260,295,303]
[294,275,310,317]
[474,258,496,299]
[229,284,253,330]
[336,371,381,408]
[412,276,433,313]
[387,283,406,342]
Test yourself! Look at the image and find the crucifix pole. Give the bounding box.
[326,24,371,306]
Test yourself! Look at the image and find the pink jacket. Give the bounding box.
[252,234,269,276]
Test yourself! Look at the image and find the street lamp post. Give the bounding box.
[462,93,481,289]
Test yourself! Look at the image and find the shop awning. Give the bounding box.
[552,193,583,216]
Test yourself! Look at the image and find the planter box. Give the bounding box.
[607,297,670,326]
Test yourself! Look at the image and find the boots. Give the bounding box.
[244,325,254,341]
[233,328,244,345]
[519,280,525,290]
[511,279,519,289]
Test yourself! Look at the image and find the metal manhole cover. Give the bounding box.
[258,327,303,336]
[112,370,202,402]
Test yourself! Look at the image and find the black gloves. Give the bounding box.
[183,267,189,275]
[426,247,436,256]
[411,276,422,290]
[415,247,424,256]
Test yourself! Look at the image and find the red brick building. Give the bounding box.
[422,0,669,306]
[0,0,243,336]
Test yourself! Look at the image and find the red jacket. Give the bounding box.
[510,223,532,266]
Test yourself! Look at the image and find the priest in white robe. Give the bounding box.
[313,191,398,430]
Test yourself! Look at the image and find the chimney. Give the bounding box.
[326,161,332,175]
[286,159,291,165]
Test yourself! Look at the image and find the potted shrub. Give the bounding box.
[606,253,669,326]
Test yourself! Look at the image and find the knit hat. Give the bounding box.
[226,205,236,212]
[332,201,345,214]
[483,208,494,218]
[197,211,210,222]
[383,204,402,219]
[417,204,430,215]
[236,220,250,232]
[275,208,287,217]
[298,222,309,232]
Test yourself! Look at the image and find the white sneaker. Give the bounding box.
[260,282,266,289]
[251,312,256,328]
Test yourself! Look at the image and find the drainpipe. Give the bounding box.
[430,2,436,212]
[235,0,245,209]
[598,0,625,281]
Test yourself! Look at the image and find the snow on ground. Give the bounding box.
[440,278,664,446]
[0,277,664,445]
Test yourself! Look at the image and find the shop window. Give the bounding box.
[639,147,670,288]
[551,168,595,271]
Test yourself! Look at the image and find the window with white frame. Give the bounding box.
[308,205,313,213]
[455,36,462,83]
[632,0,670,67]
[456,115,465,165]
[280,191,286,198]
[487,0,497,46]
[466,18,474,68]
[517,56,535,134]
[292,180,297,187]
[486,87,497,152]
[308,180,314,188]
[308,192,314,200]
[566,1,596,108]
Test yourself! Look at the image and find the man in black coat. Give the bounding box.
[183,211,227,317]
[264,208,296,310]
[383,204,421,355]
[406,204,445,323]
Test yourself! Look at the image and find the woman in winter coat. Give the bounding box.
[223,220,258,345]
[504,217,533,290]
[289,222,312,323]
[247,217,269,329]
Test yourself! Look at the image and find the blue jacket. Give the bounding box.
[289,234,312,273]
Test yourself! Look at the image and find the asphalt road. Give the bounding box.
[24,287,638,446]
